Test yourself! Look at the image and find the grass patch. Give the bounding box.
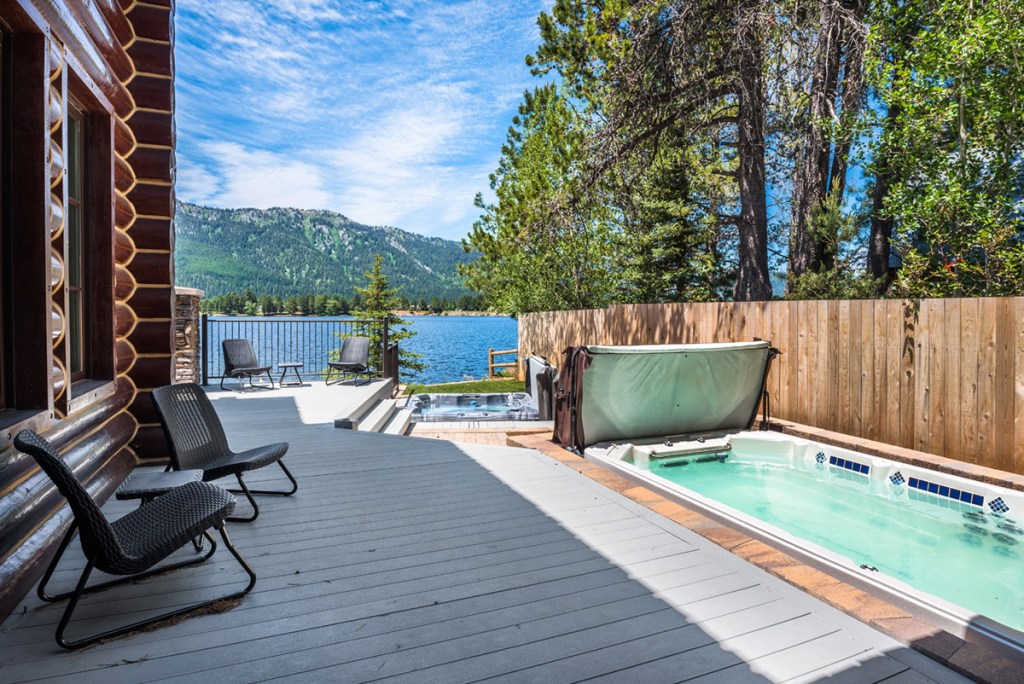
[404,378,525,395]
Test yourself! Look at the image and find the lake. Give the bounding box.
[205,315,519,385]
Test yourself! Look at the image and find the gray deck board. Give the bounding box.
[0,387,969,683]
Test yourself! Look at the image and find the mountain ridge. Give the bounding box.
[173,201,476,300]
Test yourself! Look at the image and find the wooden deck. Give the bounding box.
[0,388,968,682]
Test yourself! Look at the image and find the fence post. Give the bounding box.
[381,318,390,380]
[488,348,494,379]
[391,344,400,385]
[200,314,209,386]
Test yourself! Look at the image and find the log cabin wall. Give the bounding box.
[0,0,176,620]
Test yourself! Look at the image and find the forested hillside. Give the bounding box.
[175,202,475,300]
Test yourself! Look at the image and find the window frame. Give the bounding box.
[0,29,55,442]
[65,100,85,382]
[63,69,115,414]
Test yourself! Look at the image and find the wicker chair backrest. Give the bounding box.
[222,339,260,375]
[339,336,370,366]
[14,430,123,568]
[152,383,232,472]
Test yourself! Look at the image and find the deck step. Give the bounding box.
[357,399,398,432]
[383,408,413,435]
[333,380,394,429]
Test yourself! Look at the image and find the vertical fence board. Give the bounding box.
[871,300,887,443]
[884,300,902,446]
[995,298,1015,472]
[837,301,851,435]
[824,301,838,433]
[943,300,961,462]
[765,301,782,412]
[779,302,795,422]
[860,301,877,438]
[914,300,932,453]
[849,301,864,435]
[925,299,945,456]
[960,298,980,463]
[1015,299,1024,474]
[899,302,917,450]
[796,301,812,425]
[978,300,998,462]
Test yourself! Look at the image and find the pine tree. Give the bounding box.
[344,255,426,379]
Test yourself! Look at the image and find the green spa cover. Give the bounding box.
[579,341,773,446]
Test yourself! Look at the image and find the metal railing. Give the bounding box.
[201,316,396,386]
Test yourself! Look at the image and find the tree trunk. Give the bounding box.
[867,100,899,291]
[827,2,868,201]
[734,0,772,301]
[789,0,843,283]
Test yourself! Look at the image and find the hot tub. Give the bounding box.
[586,430,1024,658]
[408,393,539,423]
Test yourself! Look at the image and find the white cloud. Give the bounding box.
[187,143,332,210]
[175,0,554,239]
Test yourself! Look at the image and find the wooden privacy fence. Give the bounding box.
[519,299,1024,475]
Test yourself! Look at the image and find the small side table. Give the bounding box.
[278,362,304,387]
[116,469,204,504]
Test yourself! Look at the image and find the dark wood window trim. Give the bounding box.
[0,30,53,446]
[64,70,114,416]
[66,102,84,381]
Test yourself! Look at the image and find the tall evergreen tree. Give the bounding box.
[462,85,618,314]
[345,254,426,378]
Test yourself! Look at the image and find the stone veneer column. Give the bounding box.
[174,287,203,384]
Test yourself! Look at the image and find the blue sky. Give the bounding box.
[174,0,553,242]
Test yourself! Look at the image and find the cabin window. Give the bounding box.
[63,79,115,407]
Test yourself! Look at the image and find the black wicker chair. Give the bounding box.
[326,336,372,385]
[221,338,274,390]
[152,383,297,522]
[14,430,256,650]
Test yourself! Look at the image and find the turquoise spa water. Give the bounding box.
[649,449,1024,632]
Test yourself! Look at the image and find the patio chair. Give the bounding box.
[221,338,274,390]
[326,336,371,385]
[13,430,256,650]
[152,383,297,522]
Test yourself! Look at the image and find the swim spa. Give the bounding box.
[586,430,1024,656]
[408,393,539,422]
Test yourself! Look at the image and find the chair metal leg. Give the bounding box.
[54,526,256,650]
[40,530,218,603]
[228,461,298,497]
[227,475,260,522]
[38,521,78,602]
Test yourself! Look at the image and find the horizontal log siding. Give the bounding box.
[0,0,176,620]
[519,299,1024,474]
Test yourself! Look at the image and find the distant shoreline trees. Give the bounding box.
[199,289,489,316]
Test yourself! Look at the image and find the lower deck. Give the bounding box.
[0,388,967,682]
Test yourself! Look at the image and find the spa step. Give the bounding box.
[383,408,413,435]
[333,380,394,429]
[357,399,398,433]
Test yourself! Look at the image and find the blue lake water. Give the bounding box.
[400,316,519,383]
[205,315,518,385]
